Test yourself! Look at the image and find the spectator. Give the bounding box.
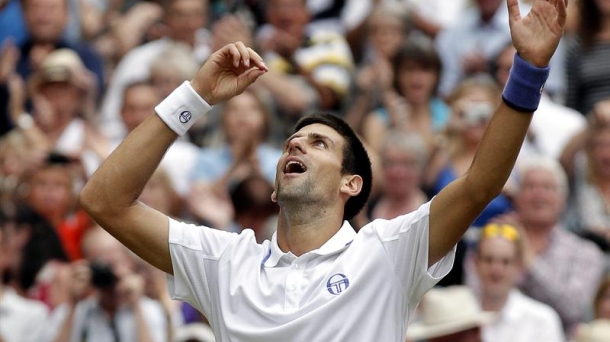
[406,286,495,342]
[100,0,213,141]
[565,0,610,115]
[511,157,605,333]
[560,99,610,251]
[139,168,182,219]
[16,0,104,91]
[435,0,511,97]
[475,222,565,342]
[21,154,89,261]
[367,129,428,221]
[187,89,281,229]
[493,43,585,160]
[345,1,410,130]
[361,37,448,153]
[0,212,50,342]
[425,76,511,229]
[229,174,278,243]
[255,0,354,143]
[44,227,167,342]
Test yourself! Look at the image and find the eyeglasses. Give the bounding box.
[480,223,520,242]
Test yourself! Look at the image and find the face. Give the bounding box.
[27,166,73,219]
[430,327,482,342]
[273,124,349,208]
[589,129,610,179]
[267,0,310,38]
[165,0,207,45]
[594,0,610,15]
[381,146,422,199]
[121,84,159,132]
[139,173,174,216]
[368,15,406,58]
[596,286,610,319]
[397,62,438,106]
[39,81,83,121]
[24,0,68,43]
[476,237,521,299]
[223,92,266,143]
[515,169,565,227]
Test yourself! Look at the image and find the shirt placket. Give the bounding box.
[284,257,307,310]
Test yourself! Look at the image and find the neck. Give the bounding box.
[276,206,344,256]
[523,222,555,253]
[481,291,510,312]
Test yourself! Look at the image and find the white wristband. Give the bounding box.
[155,81,213,136]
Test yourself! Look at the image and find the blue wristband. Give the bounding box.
[501,53,550,113]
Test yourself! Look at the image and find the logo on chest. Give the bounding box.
[326,273,349,295]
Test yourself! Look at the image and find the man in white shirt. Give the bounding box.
[80,1,568,340]
[475,223,565,342]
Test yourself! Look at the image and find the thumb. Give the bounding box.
[239,67,267,91]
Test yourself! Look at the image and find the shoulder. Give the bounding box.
[554,229,603,258]
[512,291,561,320]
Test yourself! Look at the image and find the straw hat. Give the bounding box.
[574,319,610,342]
[406,286,496,340]
[30,49,87,90]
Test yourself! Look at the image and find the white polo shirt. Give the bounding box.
[167,200,455,341]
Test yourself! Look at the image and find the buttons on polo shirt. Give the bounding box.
[295,264,300,270]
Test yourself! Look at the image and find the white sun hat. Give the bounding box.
[406,286,497,340]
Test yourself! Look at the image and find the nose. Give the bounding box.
[287,137,305,154]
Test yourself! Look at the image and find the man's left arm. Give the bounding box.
[428,0,567,267]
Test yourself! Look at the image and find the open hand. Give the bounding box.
[190,42,267,105]
[507,0,567,67]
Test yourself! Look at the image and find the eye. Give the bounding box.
[314,139,327,148]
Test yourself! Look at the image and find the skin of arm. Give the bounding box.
[79,42,268,275]
[427,0,567,267]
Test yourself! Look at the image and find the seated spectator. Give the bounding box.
[510,157,605,333]
[187,89,281,229]
[44,227,167,342]
[345,2,410,130]
[573,319,610,342]
[100,0,213,141]
[229,174,278,242]
[406,286,495,342]
[361,37,449,153]
[255,0,354,143]
[434,0,511,97]
[367,129,428,221]
[425,76,511,229]
[475,222,565,342]
[21,154,89,261]
[560,99,610,250]
[0,213,50,342]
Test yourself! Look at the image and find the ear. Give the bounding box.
[340,174,363,198]
[271,190,277,203]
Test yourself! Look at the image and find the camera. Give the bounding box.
[90,262,117,289]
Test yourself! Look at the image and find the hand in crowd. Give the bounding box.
[69,261,93,305]
[589,99,610,126]
[356,58,393,92]
[212,14,254,52]
[187,182,235,230]
[0,39,19,84]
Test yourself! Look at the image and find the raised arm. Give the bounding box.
[79,42,267,275]
[428,0,567,266]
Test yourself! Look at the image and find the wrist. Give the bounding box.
[189,79,215,105]
[155,81,213,136]
[502,53,550,113]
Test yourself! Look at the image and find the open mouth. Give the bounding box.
[284,160,307,175]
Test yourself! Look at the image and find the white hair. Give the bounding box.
[380,129,429,168]
[515,156,568,195]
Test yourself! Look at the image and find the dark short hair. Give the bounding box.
[392,37,442,95]
[294,113,372,221]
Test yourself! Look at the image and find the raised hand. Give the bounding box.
[507,0,567,67]
[190,42,267,105]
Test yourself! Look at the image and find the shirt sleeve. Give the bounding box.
[166,218,239,314]
[372,199,456,302]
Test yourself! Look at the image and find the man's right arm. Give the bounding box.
[80,42,267,275]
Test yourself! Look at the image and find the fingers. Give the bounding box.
[506,0,522,23]
[224,41,268,71]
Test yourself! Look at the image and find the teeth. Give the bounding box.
[285,161,306,173]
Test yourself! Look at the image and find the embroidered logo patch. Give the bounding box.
[179,111,192,123]
[327,273,349,295]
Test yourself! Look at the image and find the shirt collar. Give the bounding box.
[262,221,356,268]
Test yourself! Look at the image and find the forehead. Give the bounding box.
[479,237,517,256]
[522,168,557,186]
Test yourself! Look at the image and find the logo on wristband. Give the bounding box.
[179,111,192,123]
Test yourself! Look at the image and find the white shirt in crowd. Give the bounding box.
[43,296,167,342]
[0,288,49,342]
[167,200,455,341]
[483,290,565,342]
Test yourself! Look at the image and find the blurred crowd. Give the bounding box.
[0,0,609,341]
